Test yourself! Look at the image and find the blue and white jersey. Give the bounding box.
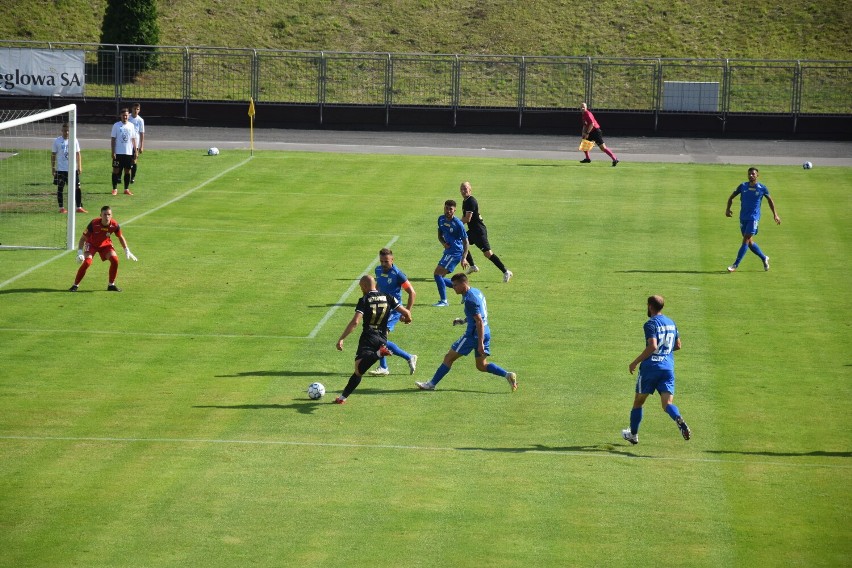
[462,287,490,338]
[51,136,80,172]
[375,264,408,304]
[438,215,467,256]
[639,315,678,372]
[734,181,770,222]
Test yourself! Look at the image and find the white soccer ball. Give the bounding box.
[207,147,220,156]
[803,161,813,169]
[307,382,325,400]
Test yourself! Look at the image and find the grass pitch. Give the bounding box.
[0,149,850,567]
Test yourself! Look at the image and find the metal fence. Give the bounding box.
[2,41,851,116]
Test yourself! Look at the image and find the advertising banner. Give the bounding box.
[0,48,85,96]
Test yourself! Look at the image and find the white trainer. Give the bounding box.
[465,265,480,275]
[408,354,418,374]
[503,270,513,283]
[621,429,639,445]
[415,381,435,390]
[369,367,390,376]
[727,265,737,273]
[505,371,518,391]
[433,300,449,307]
[763,256,770,271]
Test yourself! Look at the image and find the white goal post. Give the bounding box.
[0,103,77,250]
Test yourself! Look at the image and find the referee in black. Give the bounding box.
[459,181,513,283]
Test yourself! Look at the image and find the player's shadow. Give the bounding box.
[0,288,72,295]
[705,449,852,458]
[193,401,323,415]
[308,303,356,308]
[214,370,340,378]
[356,386,503,396]
[456,443,638,457]
[618,269,729,275]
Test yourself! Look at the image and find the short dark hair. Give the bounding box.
[101,205,111,213]
[748,167,759,174]
[451,273,468,284]
[379,247,393,256]
[444,199,456,207]
[648,295,665,312]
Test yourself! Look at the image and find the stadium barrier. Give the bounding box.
[1,41,850,138]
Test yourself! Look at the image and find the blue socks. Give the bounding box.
[486,362,508,377]
[664,403,681,421]
[430,363,451,386]
[378,341,411,369]
[748,242,766,260]
[434,274,447,301]
[629,408,643,434]
[734,243,748,267]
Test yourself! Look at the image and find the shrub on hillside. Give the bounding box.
[98,0,161,81]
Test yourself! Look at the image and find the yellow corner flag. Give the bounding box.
[248,98,256,155]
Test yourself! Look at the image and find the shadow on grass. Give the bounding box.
[617,270,728,275]
[0,288,74,294]
[215,370,340,378]
[705,449,852,458]
[456,443,638,457]
[194,402,323,415]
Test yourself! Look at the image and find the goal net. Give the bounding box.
[0,104,78,250]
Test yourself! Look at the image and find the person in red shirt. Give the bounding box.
[69,205,138,292]
[580,102,619,166]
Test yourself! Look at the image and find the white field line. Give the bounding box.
[0,156,254,290]
[0,434,848,470]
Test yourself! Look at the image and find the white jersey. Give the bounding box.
[111,120,137,155]
[51,136,80,172]
[129,114,145,144]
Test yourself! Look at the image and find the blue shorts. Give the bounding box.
[740,219,759,236]
[451,332,491,358]
[636,368,675,395]
[437,250,463,273]
[387,310,400,332]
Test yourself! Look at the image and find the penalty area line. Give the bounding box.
[307,235,399,339]
[0,434,848,470]
[0,156,254,290]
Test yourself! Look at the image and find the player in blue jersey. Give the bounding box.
[335,275,412,404]
[433,199,470,307]
[416,273,517,392]
[725,167,781,272]
[622,295,690,445]
[369,247,418,376]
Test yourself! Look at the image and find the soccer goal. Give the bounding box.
[0,104,78,250]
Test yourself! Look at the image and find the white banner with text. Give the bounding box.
[0,49,85,96]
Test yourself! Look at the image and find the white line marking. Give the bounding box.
[0,328,304,340]
[0,156,254,290]
[0,435,847,470]
[307,235,399,339]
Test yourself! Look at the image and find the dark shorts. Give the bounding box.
[113,154,134,169]
[467,229,491,252]
[55,171,81,190]
[587,128,605,146]
[355,330,386,361]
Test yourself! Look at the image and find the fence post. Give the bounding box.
[792,60,802,134]
[653,58,662,132]
[518,56,525,129]
[721,59,730,134]
[584,56,592,107]
[113,45,121,115]
[452,55,460,128]
[385,53,392,126]
[318,51,326,125]
[183,47,190,120]
[251,49,259,104]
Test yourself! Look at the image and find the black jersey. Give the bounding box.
[462,195,486,234]
[356,290,401,338]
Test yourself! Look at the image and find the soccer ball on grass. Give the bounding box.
[802,161,813,169]
[307,382,325,400]
[207,147,220,156]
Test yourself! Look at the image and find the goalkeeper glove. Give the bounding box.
[125,249,138,261]
[453,318,466,326]
[76,250,84,264]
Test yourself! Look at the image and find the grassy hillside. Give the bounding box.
[1,0,850,60]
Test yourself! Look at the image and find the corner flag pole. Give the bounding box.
[248,98,256,156]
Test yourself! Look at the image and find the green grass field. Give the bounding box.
[1,149,850,567]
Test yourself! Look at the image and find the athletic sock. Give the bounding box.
[123,172,130,189]
[584,151,591,160]
[664,403,681,421]
[748,242,766,260]
[485,362,507,377]
[603,147,617,160]
[112,173,119,188]
[466,252,476,267]
[341,373,362,398]
[434,274,447,301]
[431,363,451,386]
[734,243,748,266]
[488,254,507,273]
[386,340,410,361]
[108,257,118,282]
[630,407,643,434]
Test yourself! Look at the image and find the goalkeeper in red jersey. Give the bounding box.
[69,206,137,292]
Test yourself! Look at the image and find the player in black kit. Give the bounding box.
[334,275,413,404]
[459,181,513,283]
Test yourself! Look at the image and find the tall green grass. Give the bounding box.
[0,150,850,567]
